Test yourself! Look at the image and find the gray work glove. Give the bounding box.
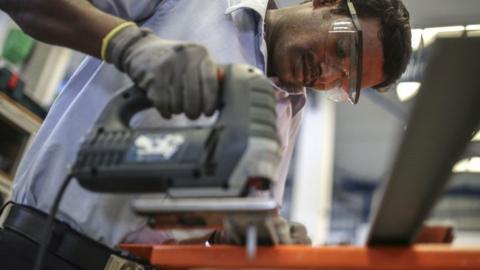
[211,216,312,245]
[268,217,312,245]
[105,25,218,119]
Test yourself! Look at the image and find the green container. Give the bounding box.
[2,28,35,64]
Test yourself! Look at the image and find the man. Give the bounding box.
[0,0,411,269]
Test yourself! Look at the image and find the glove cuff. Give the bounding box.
[101,22,136,61]
[103,23,152,71]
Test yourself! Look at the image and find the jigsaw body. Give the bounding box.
[71,64,283,250]
[72,64,280,196]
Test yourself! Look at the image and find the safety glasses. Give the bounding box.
[321,0,363,104]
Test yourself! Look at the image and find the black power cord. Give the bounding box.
[33,173,74,270]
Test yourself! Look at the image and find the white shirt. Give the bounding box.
[12,0,306,247]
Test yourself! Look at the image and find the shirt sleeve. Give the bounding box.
[91,0,163,21]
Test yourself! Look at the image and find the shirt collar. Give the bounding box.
[269,77,305,97]
[225,0,269,21]
[269,77,307,116]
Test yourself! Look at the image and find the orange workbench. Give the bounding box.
[121,244,480,269]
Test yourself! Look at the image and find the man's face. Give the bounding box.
[268,2,385,92]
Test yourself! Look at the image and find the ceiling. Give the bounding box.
[402,0,480,28]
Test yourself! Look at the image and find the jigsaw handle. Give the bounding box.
[93,63,279,146]
[74,64,280,194]
[95,67,227,130]
[90,63,278,144]
[94,85,152,130]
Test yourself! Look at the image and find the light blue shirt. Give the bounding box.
[13,0,306,247]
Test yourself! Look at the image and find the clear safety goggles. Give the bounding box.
[316,0,363,104]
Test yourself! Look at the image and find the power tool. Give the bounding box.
[72,64,280,195]
[71,64,283,252]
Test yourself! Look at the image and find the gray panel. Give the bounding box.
[403,0,480,28]
[367,37,480,245]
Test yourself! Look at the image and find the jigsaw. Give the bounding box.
[71,64,283,255]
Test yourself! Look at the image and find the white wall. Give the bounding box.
[291,94,336,245]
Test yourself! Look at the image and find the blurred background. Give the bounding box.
[0,0,478,246]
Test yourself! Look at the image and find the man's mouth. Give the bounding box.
[290,51,319,87]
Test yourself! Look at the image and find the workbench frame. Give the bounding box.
[121,244,480,269]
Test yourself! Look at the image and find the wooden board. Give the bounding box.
[120,244,480,269]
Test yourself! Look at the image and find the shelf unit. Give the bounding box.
[0,91,41,199]
[0,171,11,199]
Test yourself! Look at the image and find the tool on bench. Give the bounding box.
[71,64,283,257]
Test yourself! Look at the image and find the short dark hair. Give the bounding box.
[332,0,412,89]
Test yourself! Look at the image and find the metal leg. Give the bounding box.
[246,224,257,260]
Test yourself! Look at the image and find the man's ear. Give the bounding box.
[312,0,340,8]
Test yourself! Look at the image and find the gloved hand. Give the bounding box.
[267,216,312,245]
[104,23,218,119]
[210,216,311,245]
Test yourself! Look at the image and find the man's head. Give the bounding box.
[265,0,411,98]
